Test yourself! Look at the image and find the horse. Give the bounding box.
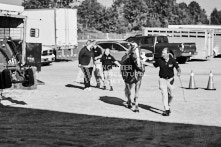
[121,43,145,112]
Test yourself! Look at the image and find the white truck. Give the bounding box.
[23,8,78,61]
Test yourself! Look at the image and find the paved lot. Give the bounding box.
[1,57,221,146]
[2,57,221,127]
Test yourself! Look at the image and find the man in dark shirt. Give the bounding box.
[153,48,181,116]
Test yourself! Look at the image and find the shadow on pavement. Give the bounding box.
[1,96,27,105]
[0,106,221,146]
[214,55,221,58]
[65,84,84,90]
[66,83,98,89]
[100,96,163,115]
[138,104,163,114]
[99,96,125,107]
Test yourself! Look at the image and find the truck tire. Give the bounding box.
[2,69,12,88]
[0,69,12,89]
[176,57,187,64]
[0,72,4,89]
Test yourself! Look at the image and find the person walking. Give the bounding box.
[100,48,121,91]
[91,40,104,88]
[153,48,181,116]
[143,48,181,116]
[78,40,94,91]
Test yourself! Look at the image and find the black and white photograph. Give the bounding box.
[0,0,221,146]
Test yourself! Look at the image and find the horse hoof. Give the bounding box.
[134,109,139,113]
[127,104,132,109]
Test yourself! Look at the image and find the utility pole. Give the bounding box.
[208,16,211,25]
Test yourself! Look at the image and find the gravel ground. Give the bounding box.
[0,57,221,146]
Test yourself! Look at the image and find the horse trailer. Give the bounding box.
[142,27,215,60]
[169,25,221,57]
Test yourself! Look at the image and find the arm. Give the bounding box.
[95,54,102,60]
[173,59,181,77]
[141,60,154,67]
[110,55,121,67]
[100,54,104,63]
[114,61,121,67]
[176,67,181,77]
[78,47,85,66]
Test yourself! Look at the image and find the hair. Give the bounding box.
[162,47,169,53]
[86,40,92,45]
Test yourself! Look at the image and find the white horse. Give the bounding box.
[121,43,145,112]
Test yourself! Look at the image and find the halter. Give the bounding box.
[128,47,142,69]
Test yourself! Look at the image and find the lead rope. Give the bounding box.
[178,76,187,102]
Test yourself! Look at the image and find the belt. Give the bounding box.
[160,76,173,79]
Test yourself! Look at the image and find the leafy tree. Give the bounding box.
[23,0,210,33]
[22,0,75,9]
[178,2,188,10]
[118,0,149,30]
[77,0,104,29]
[188,1,208,24]
[210,8,221,25]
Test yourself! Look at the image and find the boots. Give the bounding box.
[162,110,170,116]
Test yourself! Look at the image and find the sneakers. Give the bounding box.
[168,109,171,114]
[162,110,170,116]
[103,86,113,91]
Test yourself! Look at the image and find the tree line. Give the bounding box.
[22,0,221,33]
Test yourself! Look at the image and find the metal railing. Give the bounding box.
[78,32,126,40]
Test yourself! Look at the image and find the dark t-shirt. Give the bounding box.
[93,46,102,58]
[153,57,179,78]
[100,54,116,71]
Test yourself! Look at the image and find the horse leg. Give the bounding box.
[134,80,142,112]
[125,83,133,109]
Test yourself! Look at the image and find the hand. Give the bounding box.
[177,72,181,77]
[78,64,82,68]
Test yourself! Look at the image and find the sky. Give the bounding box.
[0,0,220,15]
[0,0,22,5]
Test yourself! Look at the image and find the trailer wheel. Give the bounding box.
[176,57,187,64]
[0,50,12,89]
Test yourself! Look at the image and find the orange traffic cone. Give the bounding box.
[188,70,198,89]
[205,71,216,90]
